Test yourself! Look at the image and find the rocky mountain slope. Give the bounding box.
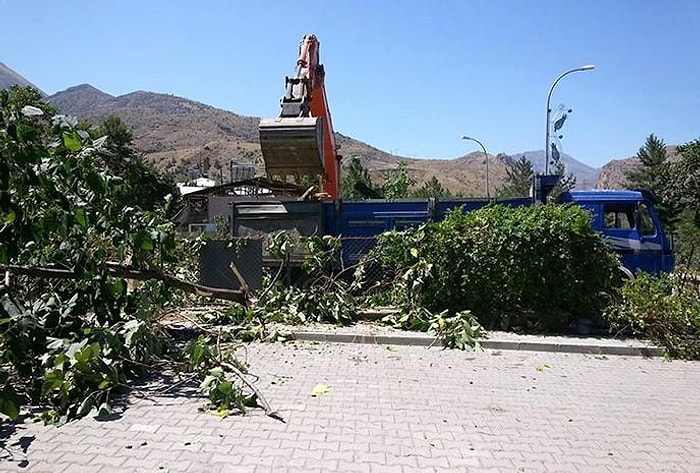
[3,61,608,196]
[0,62,43,92]
[46,84,515,196]
[595,145,680,189]
[516,150,599,190]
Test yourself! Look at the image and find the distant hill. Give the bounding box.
[46,84,515,196]
[3,62,635,196]
[595,145,680,189]
[0,62,44,93]
[512,150,600,190]
[48,84,265,181]
[49,84,114,112]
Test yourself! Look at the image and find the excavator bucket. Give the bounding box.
[259,117,325,176]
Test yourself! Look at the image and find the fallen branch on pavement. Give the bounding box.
[1,263,246,304]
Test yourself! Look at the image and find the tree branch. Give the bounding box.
[1,263,246,304]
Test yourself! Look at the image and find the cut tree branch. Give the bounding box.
[1,263,246,304]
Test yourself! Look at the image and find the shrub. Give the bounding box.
[604,273,700,359]
[370,204,619,332]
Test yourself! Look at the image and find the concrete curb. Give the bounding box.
[290,330,664,357]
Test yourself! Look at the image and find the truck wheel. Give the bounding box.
[617,265,635,281]
[597,266,634,310]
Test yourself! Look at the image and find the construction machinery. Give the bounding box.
[259,34,340,198]
[251,35,675,278]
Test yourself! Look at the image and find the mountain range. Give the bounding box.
[2,62,644,195]
[0,62,42,91]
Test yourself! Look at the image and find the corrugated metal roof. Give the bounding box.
[182,177,309,197]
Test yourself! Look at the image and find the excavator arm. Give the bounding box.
[259,34,340,198]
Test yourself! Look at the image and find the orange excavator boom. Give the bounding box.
[258,34,340,198]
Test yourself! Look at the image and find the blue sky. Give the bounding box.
[2,0,698,168]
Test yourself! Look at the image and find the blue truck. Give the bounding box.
[229,179,675,278]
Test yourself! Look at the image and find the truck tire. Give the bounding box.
[618,265,635,281]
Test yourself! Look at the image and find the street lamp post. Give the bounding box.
[544,65,595,174]
[460,135,490,199]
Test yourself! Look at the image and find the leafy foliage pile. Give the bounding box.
[0,87,248,424]
[182,335,263,417]
[367,204,619,332]
[604,273,700,359]
[250,233,356,326]
[212,231,485,350]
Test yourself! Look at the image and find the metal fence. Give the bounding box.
[199,239,263,291]
[199,236,387,292]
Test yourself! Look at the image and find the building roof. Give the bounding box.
[181,176,311,198]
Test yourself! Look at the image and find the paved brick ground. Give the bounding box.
[2,341,700,472]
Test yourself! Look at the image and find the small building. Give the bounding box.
[177,177,218,196]
[173,177,312,234]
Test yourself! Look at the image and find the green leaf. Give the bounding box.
[54,353,66,369]
[77,395,95,416]
[217,380,234,396]
[2,211,16,225]
[0,386,20,420]
[75,208,88,230]
[242,393,258,408]
[133,230,154,251]
[42,370,65,394]
[95,402,112,419]
[108,278,126,296]
[62,130,82,151]
[191,343,205,368]
[66,340,87,363]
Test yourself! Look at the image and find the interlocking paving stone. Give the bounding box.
[3,340,700,472]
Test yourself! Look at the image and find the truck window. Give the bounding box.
[637,203,656,236]
[603,204,635,229]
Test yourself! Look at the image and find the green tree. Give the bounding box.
[411,176,452,198]
[371,204,619,331]
[664,138,700,269]
[382,161,416,199]
[1,85,56,115]
[100,114,134,152]
[547,161,577,202]
[97,115,178,213]
[340,156,381,199]
[626,134,668,194]
[626,134,680,230]
[500,155,533,197]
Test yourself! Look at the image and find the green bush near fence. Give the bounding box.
[370,204,620,332]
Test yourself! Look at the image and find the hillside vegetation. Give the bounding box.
[46,84,600,196]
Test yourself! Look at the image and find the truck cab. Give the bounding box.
[561,190,675,275]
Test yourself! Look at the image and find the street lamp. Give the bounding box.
[544,65,595,174]
[460,135,490,199]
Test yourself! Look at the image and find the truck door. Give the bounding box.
[602,202,665,274]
